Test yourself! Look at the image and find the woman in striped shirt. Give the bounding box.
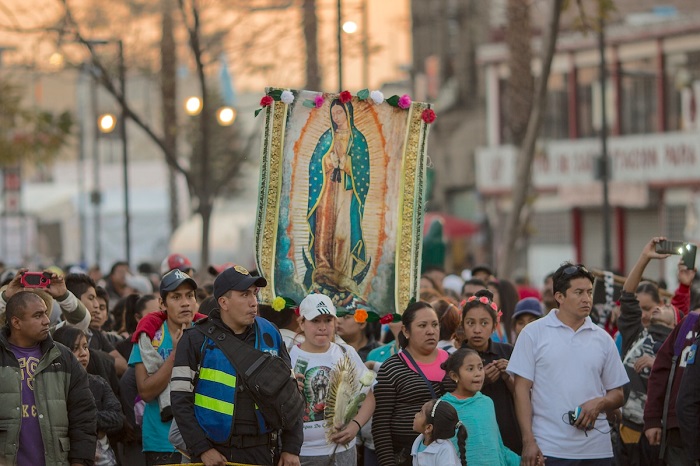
[372,301,456,466]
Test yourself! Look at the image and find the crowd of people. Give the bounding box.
[0,236,698,466]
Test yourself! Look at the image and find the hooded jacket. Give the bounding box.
[0,327,96,465]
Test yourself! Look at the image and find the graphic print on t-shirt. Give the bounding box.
[302,365,331,422]
[9,344,46,466]
[18,356,39,391]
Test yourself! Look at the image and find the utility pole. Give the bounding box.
[598,19,612,271]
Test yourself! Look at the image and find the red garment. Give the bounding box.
[131,310,207,343]
[643,311,700,431]
[671,283,691,317]
[604,319,618,339]
[517,286,542,301]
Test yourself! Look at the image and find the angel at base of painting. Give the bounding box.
[303,98,371,294]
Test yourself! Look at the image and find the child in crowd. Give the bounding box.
[289,293,376,466]
[441,348,520,466]
[460,289,521,454]
[511,298,544,342]
[411,399,466,466]
[53,326,123,466]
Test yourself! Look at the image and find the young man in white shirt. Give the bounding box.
[508,262,629,466]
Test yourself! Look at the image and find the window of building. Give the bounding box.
[620,57,657,135]
[541,73,569,140]
[577,67,598,139]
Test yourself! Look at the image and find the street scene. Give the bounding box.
[0,1,699,465]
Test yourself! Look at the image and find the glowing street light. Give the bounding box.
[217,106,236,126]
[342,21,358,34]
[98,113,116,133]
[185,96,203,116]
[48,52,65,69]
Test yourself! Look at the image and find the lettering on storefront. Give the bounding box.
[476,132,700,193]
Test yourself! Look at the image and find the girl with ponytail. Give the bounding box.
[440,349,521,466]
[411,398,467,466]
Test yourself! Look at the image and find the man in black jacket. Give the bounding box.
[677,331,700,466]
[171,266,302,466]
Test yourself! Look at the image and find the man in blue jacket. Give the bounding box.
[171,266,302,466]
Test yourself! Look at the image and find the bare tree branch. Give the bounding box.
[497,0,564,279]
[56,0,193,188]
[211,128,259,194]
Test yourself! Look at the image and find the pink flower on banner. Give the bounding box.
[314,94,325,108]
[398,94,412,109]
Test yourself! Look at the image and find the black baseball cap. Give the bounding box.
[213,265,267,300]
[159,269,197,299]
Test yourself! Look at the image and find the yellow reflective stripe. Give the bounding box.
[194,393,234,415]
[199,368,236,388]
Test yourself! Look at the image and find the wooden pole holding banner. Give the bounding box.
[590,268,673,300]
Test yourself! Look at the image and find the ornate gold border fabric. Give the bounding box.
[255,88,432,316]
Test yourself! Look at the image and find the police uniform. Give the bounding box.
[171,266,303,465]
[172,310,302,464]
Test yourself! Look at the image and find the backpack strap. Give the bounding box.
[401,349,437,399]
[195,322,268,381]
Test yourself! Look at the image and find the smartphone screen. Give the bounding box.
[655,240,686,255]
[681,243,697,269]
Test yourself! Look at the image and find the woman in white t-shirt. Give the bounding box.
[290,294,376,466]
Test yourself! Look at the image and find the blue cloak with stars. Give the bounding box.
[305,100,370,288]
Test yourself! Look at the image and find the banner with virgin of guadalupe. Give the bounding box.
[254,88,435,316]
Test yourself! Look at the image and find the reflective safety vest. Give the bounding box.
[193,317,283,443]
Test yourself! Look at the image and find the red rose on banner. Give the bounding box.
[260,95,274,106]
[339,91,352,103]
[421,109,436,124]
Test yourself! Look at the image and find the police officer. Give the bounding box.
[171,266,302,466]
[677,329,700,466]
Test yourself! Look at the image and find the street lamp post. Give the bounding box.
[82,38,130,265]
[117,39,131,266]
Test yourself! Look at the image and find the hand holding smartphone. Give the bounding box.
[19,271,52,289]
[655,240,697,269]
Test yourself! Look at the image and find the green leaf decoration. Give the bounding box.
[283,297,298,308]
[303,99,316,108]
[269,89,283,100]
[386,95,399,107]
[357,89,370,100]
[254,108,263,118]
[392,313,402,322]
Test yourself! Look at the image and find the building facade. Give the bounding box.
[476,8,700,286]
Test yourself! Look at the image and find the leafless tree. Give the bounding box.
[52,0,259,269]
[497,0,564,279]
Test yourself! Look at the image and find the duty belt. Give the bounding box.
[229,431,278,449]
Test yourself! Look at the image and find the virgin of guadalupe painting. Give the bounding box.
[304,99,372,294]
[255,88,433,316]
